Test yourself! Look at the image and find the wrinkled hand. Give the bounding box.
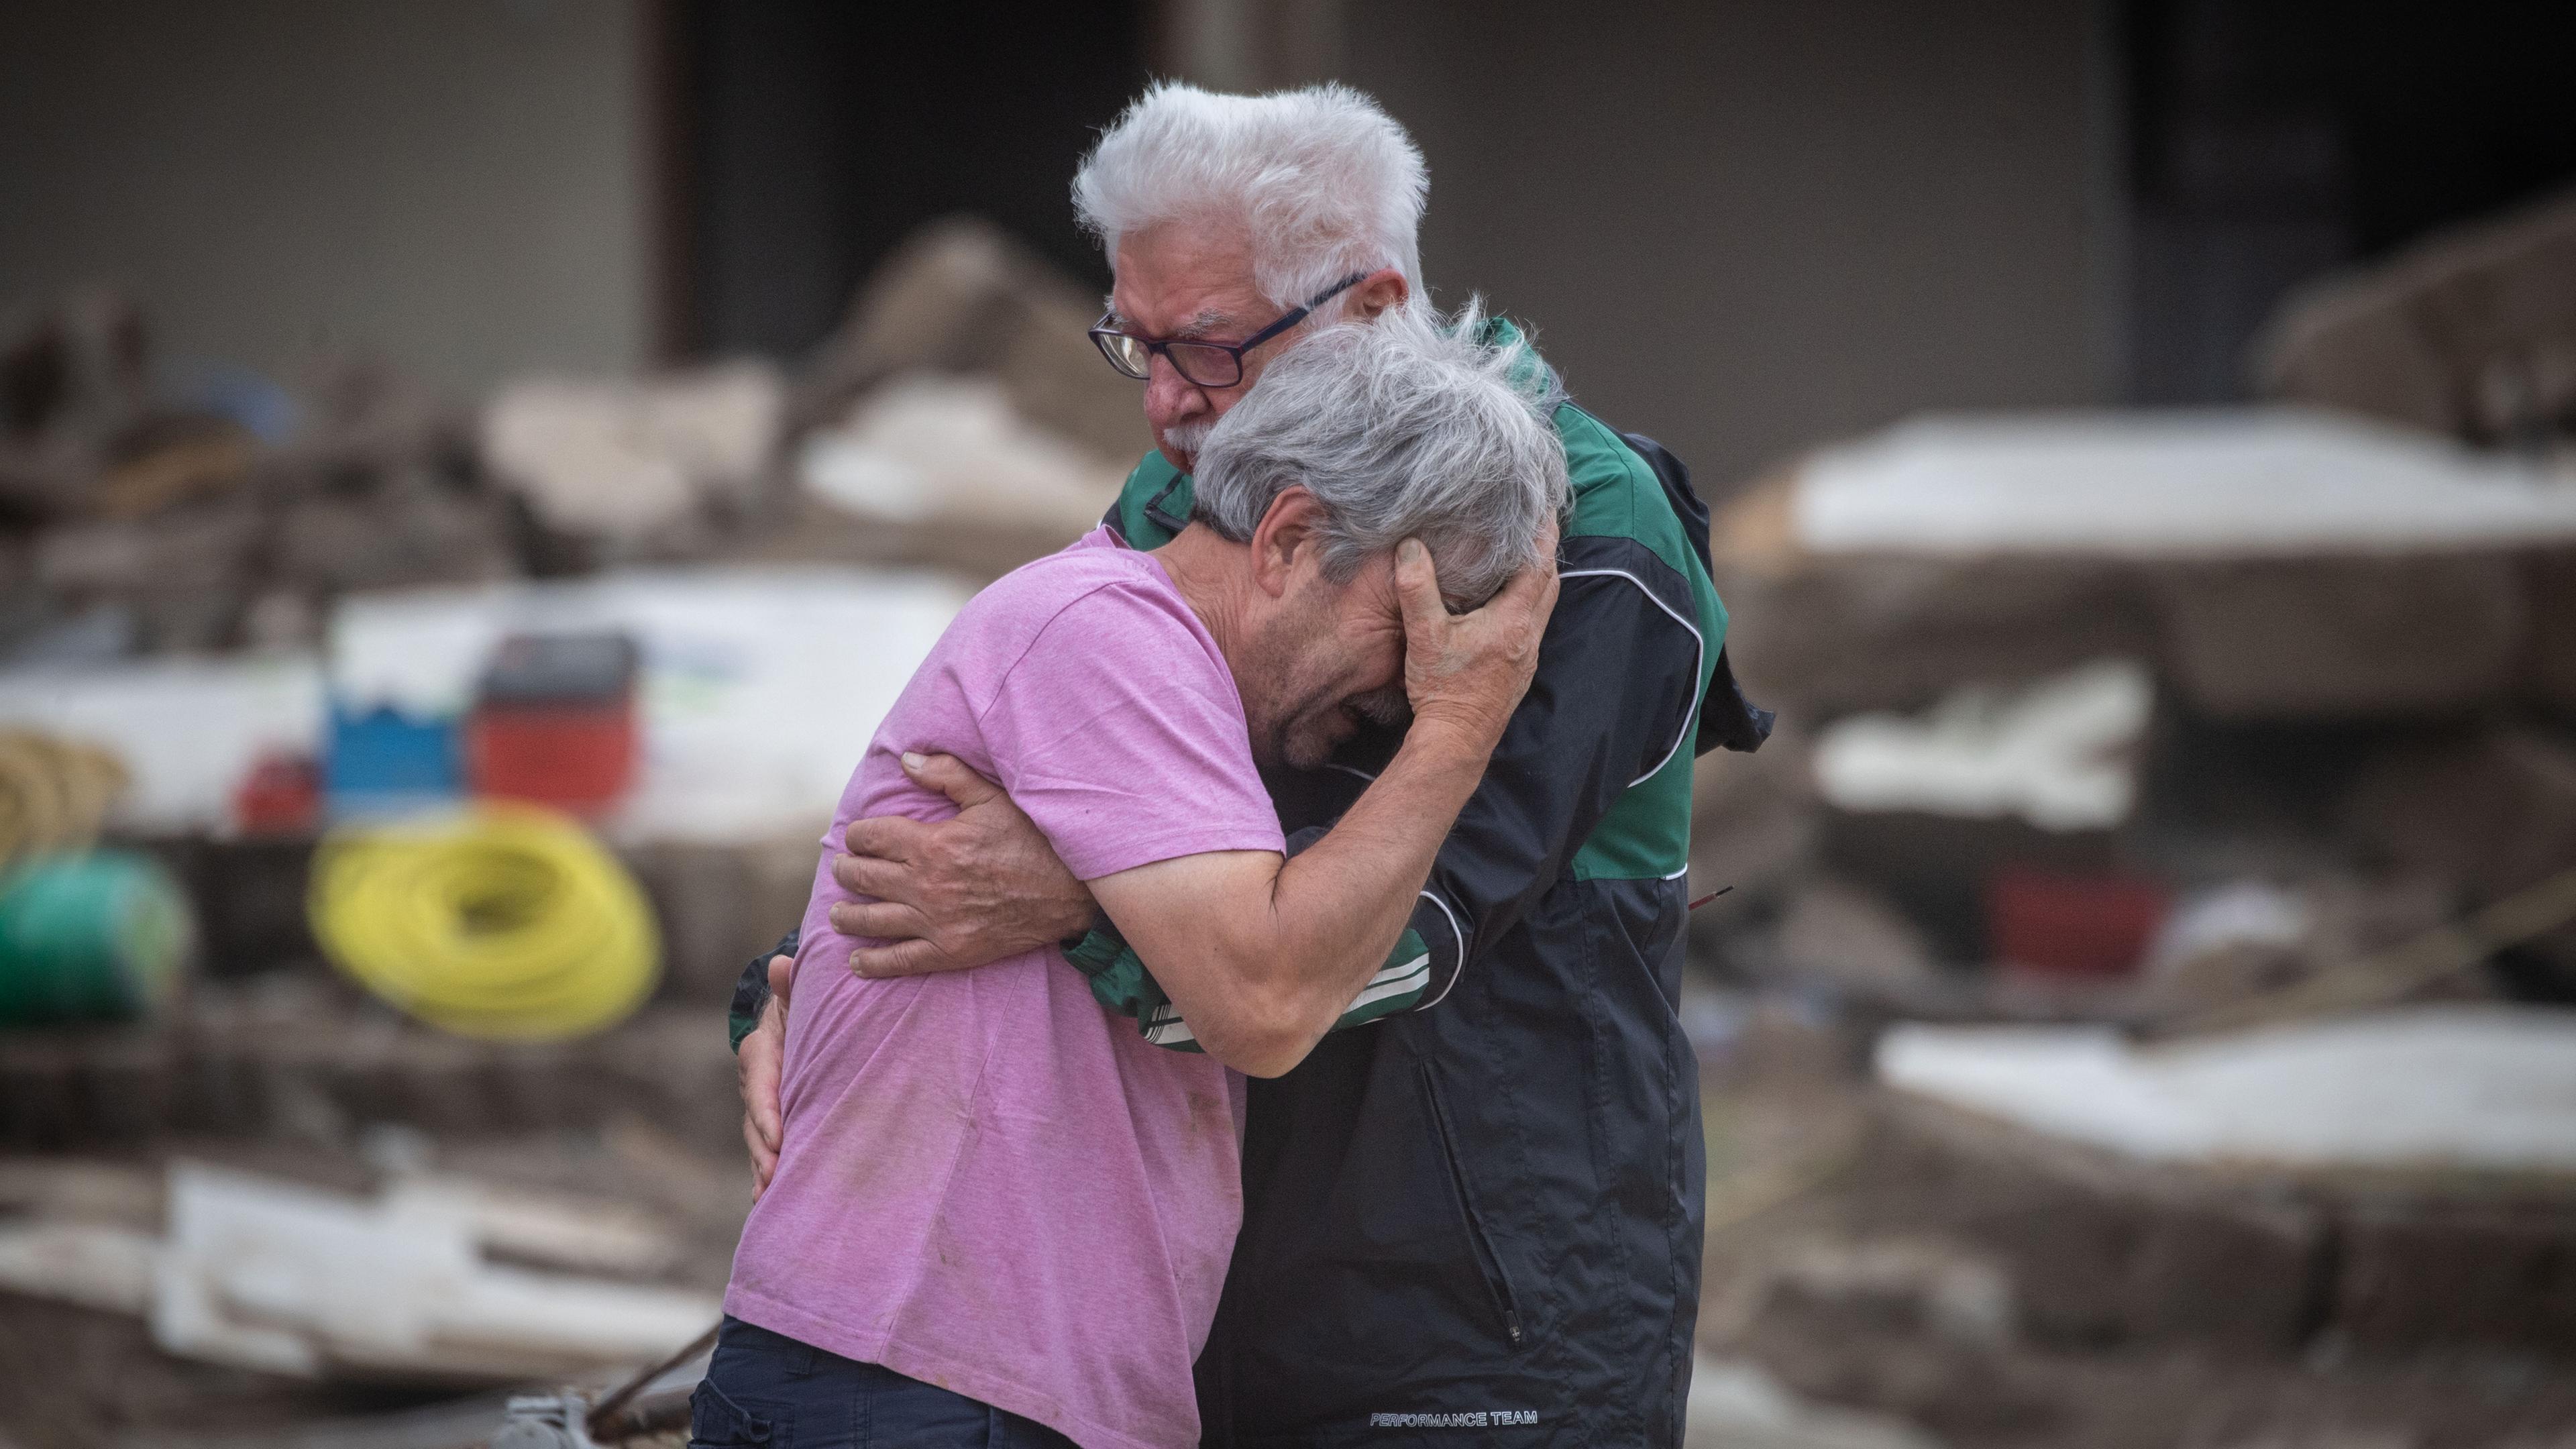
[740,953,793,1198]
[828,751,1095,978]
[1395,519,1560,748]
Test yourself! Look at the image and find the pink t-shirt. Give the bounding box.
[723,528,1283,1449]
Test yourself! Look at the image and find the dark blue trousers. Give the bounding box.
[689,1318,1079,1449]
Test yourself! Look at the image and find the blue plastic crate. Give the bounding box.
[325,705,461,818]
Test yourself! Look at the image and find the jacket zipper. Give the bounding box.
[1418,1061,1526,1347]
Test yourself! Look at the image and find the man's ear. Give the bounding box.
[1350,268,1409,320]
[1247,486,1326,598]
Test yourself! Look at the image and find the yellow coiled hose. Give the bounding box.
[308,804,661,1042]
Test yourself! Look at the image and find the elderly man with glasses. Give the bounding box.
[729,83,1768,1448]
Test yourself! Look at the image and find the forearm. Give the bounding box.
[1097,525,1556,1073]
[1267,718,1484,972]
[1167,720,1490,1071]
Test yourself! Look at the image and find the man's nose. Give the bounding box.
[1144,354,1208,427]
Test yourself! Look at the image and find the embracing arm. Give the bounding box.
[1089,706,1494,1075]
[721,756,1097,1054]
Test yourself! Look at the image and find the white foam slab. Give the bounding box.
[1878,1005,2576,1171]
[1796,409,2576,559]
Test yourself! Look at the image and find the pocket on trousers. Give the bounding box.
[688,1379,775,1447]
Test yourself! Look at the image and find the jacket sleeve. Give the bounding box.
[1383,539,1705,1009]
[1065,539,1705,1040]
[727,930,800,1053]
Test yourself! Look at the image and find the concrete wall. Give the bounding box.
[1342,0,2119,492]
[0,0,651,400]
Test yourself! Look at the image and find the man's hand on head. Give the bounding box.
[1395,519,1561,752]
[828,751,1095,978]
[739,953,793,1198]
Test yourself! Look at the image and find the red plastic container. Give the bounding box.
[466,705,637,816]
[1985,867,2169,979]
[233,751,321,836]
[464,633,641,817]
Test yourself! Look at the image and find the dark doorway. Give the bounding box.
[666,1,1151,360]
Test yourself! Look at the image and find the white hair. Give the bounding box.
[1190,301,1568,607]
[1073,81,1428,315]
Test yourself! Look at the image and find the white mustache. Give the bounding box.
[1161,420,1214,460]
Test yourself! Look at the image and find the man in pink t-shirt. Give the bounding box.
[693,313,1568,1449]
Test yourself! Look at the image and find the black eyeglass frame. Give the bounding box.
[1088,271,1370,388]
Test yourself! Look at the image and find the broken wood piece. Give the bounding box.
[2177,863,2576,1036]
[406,1260,718,1373]
[0,1157,162,1226]
[381,1173,682,1277]
[0,1219,159,1313]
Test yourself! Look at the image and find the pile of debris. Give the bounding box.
[0,216,1143,679]
[1683,187,2576,1449]
[2259,186,2576,451]
[1691,188,2576,1022]
[1,294,511,660]
[0,1159,712,1383]
[0,1105,753,1449]
[1689,1006,2576,1448]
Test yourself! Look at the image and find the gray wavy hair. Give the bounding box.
[1189,301,1569,606]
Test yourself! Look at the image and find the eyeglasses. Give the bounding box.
[1089,272,1368,388]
